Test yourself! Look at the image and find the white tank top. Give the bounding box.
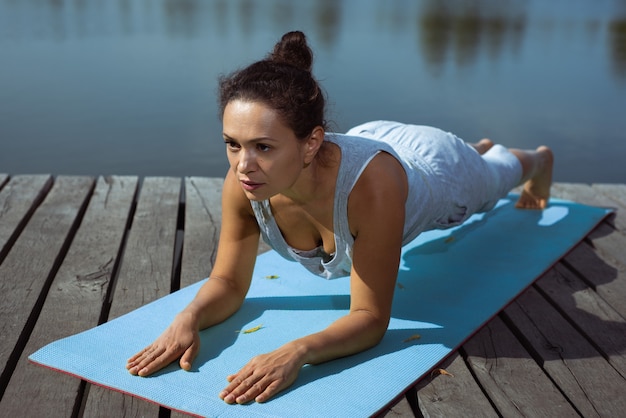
[250,126,435,279]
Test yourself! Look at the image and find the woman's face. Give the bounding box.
[222,100,315,201]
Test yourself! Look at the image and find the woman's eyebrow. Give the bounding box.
[222,133,279,143]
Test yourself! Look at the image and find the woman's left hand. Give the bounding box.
[219,343,306,404]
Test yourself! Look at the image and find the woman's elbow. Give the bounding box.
[361,312,391,347]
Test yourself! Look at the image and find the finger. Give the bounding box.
[235,379,267,404]
[179,341,200,371]
[137,347,177,377]
[254,380,282,403]
[127,346,163,374]
[225,379,259,405]
[236,375,284,405]
[219,372,255,404]
[220,374,247,398]
[126,346,150,367]
[131,347,169,376]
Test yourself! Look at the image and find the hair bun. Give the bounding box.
[268,31,313,72]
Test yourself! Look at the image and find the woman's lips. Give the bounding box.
[240,180,264,191]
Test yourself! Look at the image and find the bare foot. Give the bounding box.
[471,138,494,155]
[515,146,553,209]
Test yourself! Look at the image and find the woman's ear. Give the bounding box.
[303,126,325,165]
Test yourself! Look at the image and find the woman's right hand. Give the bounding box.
[126,310,200,377]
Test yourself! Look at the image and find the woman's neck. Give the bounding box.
[278,142,339,207]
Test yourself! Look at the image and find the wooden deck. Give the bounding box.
[0,175,624,417]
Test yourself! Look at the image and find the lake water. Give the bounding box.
[1,0,625,183]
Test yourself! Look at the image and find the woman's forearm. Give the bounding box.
[183,275,249,330]
[294,310,389,366]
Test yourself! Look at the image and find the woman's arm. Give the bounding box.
[188,169,262,328]
[219,152,408,403]
[298,151,408,361]
[126,170,261,376]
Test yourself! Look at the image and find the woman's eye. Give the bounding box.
[225,141,240,150]
[257,144,271,152]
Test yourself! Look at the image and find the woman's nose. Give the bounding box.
[237,149,256,173]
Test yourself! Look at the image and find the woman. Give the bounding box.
[127,31,553,404]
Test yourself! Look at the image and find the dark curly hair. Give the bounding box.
[218,31,328,140]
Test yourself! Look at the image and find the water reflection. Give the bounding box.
[610,18,626,81]
[314,0,341,47]
[0,0,625,181]
[2,0,624,79]
[418,0,525,75]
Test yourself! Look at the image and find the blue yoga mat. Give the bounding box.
[30,195,611,417]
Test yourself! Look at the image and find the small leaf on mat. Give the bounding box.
[403,334,421,342]
[236,324,264,334]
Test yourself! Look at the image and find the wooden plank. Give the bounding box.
[587,221,626,271]
[0,175,53,262]
[0,176,94,396]
[81,177,181,417]
[378,395,415,418]
[597,182,626,198]
[414,352,498,418]
[594,183,626,204]
[564,241,626,320]
[504,286,626,417]
[106,177,181,318]
[463,316,577,417]
[180,177,223,288]
[536,263,626,376]
[0,176,138,417]
[593,183,626,230]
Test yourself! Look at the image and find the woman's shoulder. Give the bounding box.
[356,152,408,197]
[327,126,408,201]
[346,150,408,238]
